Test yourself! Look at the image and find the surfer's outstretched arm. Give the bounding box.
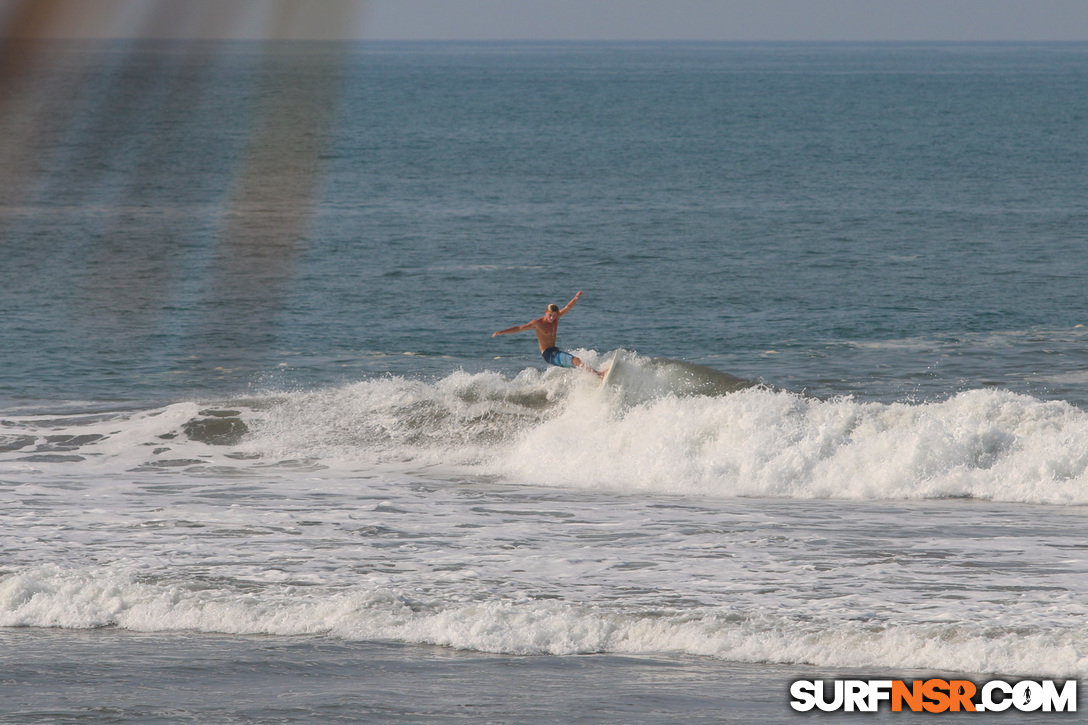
[558,291,583,317]
[492,320,538,337]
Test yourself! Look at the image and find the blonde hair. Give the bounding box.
[546,304,560,313]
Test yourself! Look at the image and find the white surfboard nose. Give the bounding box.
[600,351,754,402]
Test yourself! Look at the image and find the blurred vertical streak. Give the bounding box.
[0,0,362,390]
[0,0,108,383]
[0,0,88,215]
[194,0,358,371]
[76,2,240,339]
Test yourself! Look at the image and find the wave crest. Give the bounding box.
[3,566,1084,677]
[4,358,1088,505]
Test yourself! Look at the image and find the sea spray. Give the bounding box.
[3,360,1088,504]
[488,371,1088,504]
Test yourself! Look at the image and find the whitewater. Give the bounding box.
[3,354,1087,684]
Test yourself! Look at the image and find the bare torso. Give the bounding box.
[530,316,559,352]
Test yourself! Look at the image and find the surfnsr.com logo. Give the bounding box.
[790,679,1077,713]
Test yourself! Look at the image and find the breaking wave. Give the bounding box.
[3,353,1088,505]
[2,565,1084,677]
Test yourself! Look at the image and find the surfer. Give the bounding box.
[492,291,604,377]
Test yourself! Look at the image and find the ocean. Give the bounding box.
[1,40,1087,722]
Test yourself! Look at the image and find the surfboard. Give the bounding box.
[599,351,754,398]
[599,352,627,387]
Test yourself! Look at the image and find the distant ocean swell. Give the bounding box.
[1,565,1085,677]
[3,355,1088,505]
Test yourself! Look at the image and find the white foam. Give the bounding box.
[4,362,1088,505]
[0,402,204,475]
[224,363,1088,505]
[3,378,1085,679]
[489,381,1088,505]
[2,566,1084,677]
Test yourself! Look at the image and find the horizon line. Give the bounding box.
[4,36,1087,44]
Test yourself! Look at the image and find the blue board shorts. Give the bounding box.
[541,347,576,369]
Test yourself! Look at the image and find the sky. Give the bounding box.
[1,0,1087,42]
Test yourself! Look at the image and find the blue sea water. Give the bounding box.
[1,41,1088,723]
